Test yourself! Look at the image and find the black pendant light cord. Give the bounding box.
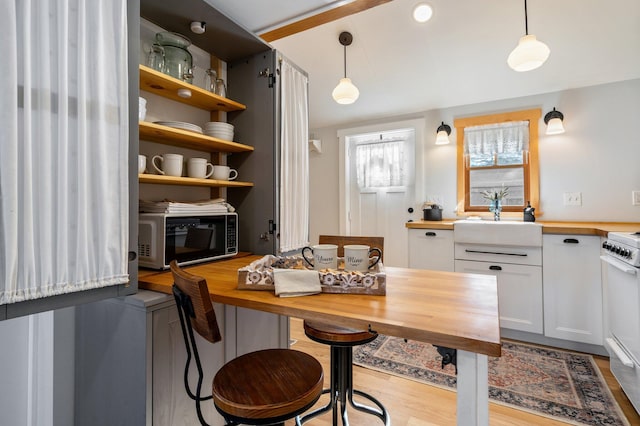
[343,45,347,78]
[524,0,529,35]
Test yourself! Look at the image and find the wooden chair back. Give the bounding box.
[170,260,222,344]
[318,235,384,261]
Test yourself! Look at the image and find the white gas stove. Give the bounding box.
[603,231,640,267]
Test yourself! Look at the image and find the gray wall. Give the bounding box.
[308,79,640,243]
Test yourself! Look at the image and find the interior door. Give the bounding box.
[347,129,415,267]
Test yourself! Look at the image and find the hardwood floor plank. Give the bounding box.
[288,318,639,425]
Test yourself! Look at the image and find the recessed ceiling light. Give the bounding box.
[413,3,433,23]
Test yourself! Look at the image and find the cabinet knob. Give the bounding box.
[425,232,436,237]
[563,238,579,244]
[408,207,414,213]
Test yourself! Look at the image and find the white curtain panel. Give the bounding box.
[356,140,406,188]
[279,59,309,253]
[0,0,129,304]
[464,121,529,155]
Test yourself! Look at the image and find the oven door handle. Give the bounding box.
[606,338,635,368]
[600,255,638,275]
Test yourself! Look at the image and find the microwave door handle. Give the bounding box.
[600,255,638,275]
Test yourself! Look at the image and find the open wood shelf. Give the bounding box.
[139,121,253,153]
[139,65,246,112]
[139,174,254,188]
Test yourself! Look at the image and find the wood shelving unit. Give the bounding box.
[139,121,253,153]
[139,174,253,188]
[139,65,246,112]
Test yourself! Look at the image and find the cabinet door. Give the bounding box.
[542,234,603,345]
[408,229,454,271]
[455,260,543,333]
[227,51,278,255]
[152,304,226,426]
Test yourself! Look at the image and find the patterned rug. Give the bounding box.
[353,336,629,426]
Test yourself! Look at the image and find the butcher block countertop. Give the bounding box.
[406,220,640,237]
[138,255,501,357]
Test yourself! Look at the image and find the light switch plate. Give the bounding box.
[633,190,640,206]
[563,192,582,206]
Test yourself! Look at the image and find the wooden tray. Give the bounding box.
[237,255,386,295]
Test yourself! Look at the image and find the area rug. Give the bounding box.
[353,336,629,426]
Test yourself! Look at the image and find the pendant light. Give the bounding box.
[435,122,451,145]
[507,0,550,72]
[544,107,565,135]
[332,32,359,105]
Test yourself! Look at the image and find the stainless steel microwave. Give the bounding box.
[138,212,238,269]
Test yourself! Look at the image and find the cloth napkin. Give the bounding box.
[273,269,322,297]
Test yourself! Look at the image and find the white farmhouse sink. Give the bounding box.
[454,220,543,247]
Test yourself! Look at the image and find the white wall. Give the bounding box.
[308,79,640,243]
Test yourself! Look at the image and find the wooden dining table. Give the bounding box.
[139,254,501,426]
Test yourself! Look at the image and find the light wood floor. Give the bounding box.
[287,318,640,426]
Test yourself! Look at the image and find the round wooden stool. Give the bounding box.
[296,320,390,426]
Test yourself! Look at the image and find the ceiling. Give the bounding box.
[205,0,640,129]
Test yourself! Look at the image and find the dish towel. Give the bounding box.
[273,269,321,297]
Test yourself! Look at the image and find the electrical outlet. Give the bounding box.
[633,191,640,206]
[563,192,582,206]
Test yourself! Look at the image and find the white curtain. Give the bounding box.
[356,139,406,188]
[0,0,129,305]
[279,58,309,253]
[464,121,529,156]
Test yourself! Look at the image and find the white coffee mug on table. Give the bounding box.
[343,245,382,272]
[152,153,183,177]
[138,155,147,174]
[187,157,214,179]
[302,244,338,270]
[212,165,238,181]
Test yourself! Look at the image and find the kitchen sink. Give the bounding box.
[454,220,543,247]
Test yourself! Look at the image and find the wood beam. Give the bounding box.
[260,0,393,42]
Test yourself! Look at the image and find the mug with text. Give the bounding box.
[212,165,238,181]
[138,155,147,174]
[187,157,214,179]
[302,244,338,271]
[343,245,382,272]
[152,153,183,177]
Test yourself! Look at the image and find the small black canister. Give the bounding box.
[523,202,535,222]
[423,205,443,221]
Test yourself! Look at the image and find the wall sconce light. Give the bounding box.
[507,0,550,72]
[435,122,451,145]
[332,32,359,105]
[544,107,565,135]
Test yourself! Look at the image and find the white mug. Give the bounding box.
[187,157,214,179]
[212,165,238,181]
[152,153,183,177]
[344,245,382,272]
[138,155,147,174]
[302,244,338,271]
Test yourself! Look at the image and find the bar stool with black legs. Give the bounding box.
[296,235,390,426]
[170,260,324,426]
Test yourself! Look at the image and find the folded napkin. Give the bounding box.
[273,269,321,297]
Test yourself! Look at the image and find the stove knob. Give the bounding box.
[615,246,622,254]
[602,241,608,249]
[624,249,632,258]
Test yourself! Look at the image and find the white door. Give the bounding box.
[346,128,415,267]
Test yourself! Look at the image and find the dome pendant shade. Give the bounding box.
[507,34,550,72]
[332,77,359,104]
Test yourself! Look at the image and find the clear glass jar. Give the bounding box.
[215,78,227,97]
[204,69,217,92]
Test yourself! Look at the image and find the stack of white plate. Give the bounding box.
[204,121,234,141]
[154,121,203,134]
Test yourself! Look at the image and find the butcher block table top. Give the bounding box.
[139,255,501,358]
[407,220,640,236]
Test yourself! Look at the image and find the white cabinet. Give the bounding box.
[542,234,603,345]
[455,260,543,333]
[408,229,454,271]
